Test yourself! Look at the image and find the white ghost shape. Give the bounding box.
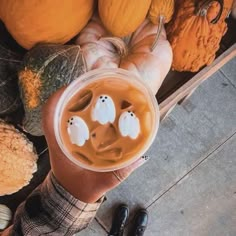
[67,116,89,147]
[118,111,140,139]
[91,95,116,125]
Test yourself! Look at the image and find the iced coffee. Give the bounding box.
[54,69,159,171]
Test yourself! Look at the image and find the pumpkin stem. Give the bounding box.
[196,0,224,24]
[150,15,164,52]
[122,34,133,46]
[100,37,128,57]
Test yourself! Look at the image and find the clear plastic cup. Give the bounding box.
[54,68,160,172]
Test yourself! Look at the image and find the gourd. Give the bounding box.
[18,44,87,136]
[77,16,173,95]
[0,44,22,115]
[98,0,152,37]
[167,0,233,72]
[0,205,12,230]
[0,120,38,196]
[148,0,175,50]
[0,0,95,49]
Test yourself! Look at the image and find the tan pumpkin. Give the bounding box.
[0,0,95,49]
[76,16,172,95]
[167,0,233,72]
[120,19,173,94]
[98,0,151,37]
[76,16,120,70]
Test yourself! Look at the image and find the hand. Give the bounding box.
[42,87,148,203]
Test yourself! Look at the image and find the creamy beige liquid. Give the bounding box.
[60,77,155,169]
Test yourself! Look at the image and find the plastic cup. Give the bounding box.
[54,68,160,172]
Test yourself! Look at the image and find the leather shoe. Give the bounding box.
[108,204,129,236]
[129,209,148,236]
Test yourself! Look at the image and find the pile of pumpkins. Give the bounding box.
[0,0,235,136]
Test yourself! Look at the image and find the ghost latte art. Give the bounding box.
[55,69,159,171]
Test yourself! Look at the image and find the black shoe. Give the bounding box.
[129,209,148,236]
[108,204,129,236]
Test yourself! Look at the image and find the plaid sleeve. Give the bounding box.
[4,172,104,236]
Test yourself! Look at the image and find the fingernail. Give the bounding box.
[141,155,150,161]
[135,155,150,168]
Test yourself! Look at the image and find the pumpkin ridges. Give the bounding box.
[148,0,175,51]
[98,0,151,37]
[120,19,173,94]
[148,0,175,24]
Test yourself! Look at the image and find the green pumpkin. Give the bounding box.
[18,44,86,136]
[0,44,22,115]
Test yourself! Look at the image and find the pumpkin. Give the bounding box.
[76,16,172,95]
[76,16,121,70]
[98,0,152,37]
[0,44,22,116]
[18,44,87,136]
[120,19,173,94]
[0,0,95,49]
[167,0,233,72]
[148,0,175,25]
[0,120,38,196]
[148,0,175,50]
[0,205,12,230]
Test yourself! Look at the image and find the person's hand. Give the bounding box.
[42,87,148,203]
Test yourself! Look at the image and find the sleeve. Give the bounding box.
[1,172,104,236]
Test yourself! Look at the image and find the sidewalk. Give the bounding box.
[79,57,236,236]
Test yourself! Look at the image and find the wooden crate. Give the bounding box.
[157,17,236,120]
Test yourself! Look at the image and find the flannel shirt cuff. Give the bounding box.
[40,172,104,229]
[10,171,104,235]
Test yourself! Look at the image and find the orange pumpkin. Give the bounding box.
[148,0,175,50]
[0,0,95,49]
[148,0,175,24]
[98,0,151,37]
[167,0,233,72]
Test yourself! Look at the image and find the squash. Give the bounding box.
[98,0,152,37]
[76,16,120,70]
[149,0,175,24]
[120,19,173,94]
[18,44,87,136]
[76,16,172,95]
[0,44,22,116]
[0,120,38,196]
[0,0,95,49]
[167,0,233,72]
[0,205,12,230]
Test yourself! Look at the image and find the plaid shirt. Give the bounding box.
[1,172,103,236]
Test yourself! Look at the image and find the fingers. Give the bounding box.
[113,156,149,182]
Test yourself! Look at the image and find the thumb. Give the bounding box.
[113,156,149,182]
